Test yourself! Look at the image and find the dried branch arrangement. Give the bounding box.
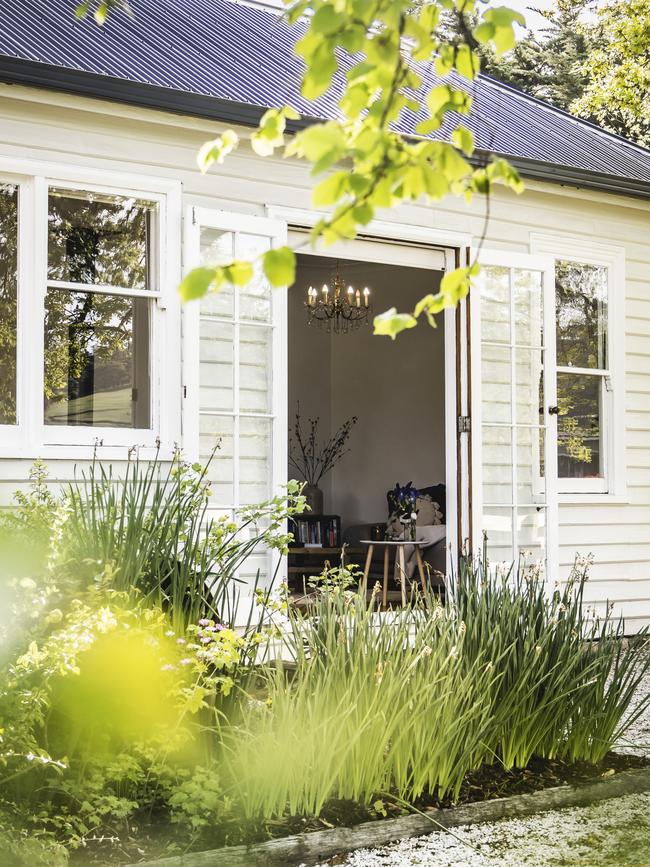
[289,406,358,486]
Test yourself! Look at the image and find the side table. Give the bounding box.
[360,540,428,608]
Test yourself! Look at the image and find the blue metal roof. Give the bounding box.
[1,0,650,197]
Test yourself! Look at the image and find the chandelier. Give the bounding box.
[305,264,372,334]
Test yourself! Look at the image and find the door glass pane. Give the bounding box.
[517,427,543,503]
[482,426,512,506]
[481,343,510,424]
[200,227,234,318]
[514,269,542,348]
[482,507,513,565]
[515,348,544,427]
[200,320,234,411]
[44,289,150,428]
[237,233,272,323]
[480,266,510,344]
[557,372,603,479]
[239,325,271,413]
[239,416,271,505]
[48,189,155,290]
[200,414,235,506]
[0,184,18,425]
[516,507,546,569]
[556,261,608,369]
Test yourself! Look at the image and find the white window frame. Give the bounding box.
[0,157,182,462]
[531,233,626,501]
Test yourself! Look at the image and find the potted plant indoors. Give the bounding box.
[289,407,357,514]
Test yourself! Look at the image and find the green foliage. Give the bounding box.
[177,0,527,333]
[475,0,594,110]
[572,0,650,146]
[0,457,305,860]
[5,453,304,635]
[2,460,650,859]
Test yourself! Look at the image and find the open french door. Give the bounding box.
[470,251,558,580]
[183,207,288,588]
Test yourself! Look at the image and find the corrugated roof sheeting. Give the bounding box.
[0,0,649,186]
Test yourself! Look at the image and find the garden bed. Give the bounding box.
[121,760,650,867]
[73,753,650,865]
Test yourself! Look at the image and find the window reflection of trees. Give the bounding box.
[0,185,18,426]
[555,261,608,478]
[44,192,153,428]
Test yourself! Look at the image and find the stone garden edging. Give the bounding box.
[130,766,650,867]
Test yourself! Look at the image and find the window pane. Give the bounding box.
[239,325,271,413]
[200,227,234,318]
[557,372,603,479]
[480,266,510,345]
[44,289,151,428]
[514,268,543,348]
[0,184,18,425]
[556,260,608,369]
[237,233,272,323]
[48,189,155,290]
[200,414,234,506]
[200,320,234,411]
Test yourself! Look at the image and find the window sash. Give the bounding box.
[555,262,611,495]
[0,166,180,456]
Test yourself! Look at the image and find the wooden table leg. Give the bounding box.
[415,546,427,600]
[362,545,374,597]
[382,546,389,609]
[397,546,407,607]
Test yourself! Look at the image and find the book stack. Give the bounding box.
[290,515,341,548]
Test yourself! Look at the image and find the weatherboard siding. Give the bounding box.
[0,86,649,626]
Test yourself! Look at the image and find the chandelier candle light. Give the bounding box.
[306,264,372,333]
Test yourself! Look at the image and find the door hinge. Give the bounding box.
[191,206,196,225]
[457,415,471,434]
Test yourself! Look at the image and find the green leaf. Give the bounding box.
[223,260,254,286]
[197,130,239,172]
[312,171,350,207]
[483,7,525,55]
[263,247,296,288]
[312,5,345,35]
[440,267,472,304]
[373,308,418,339]
[288,122,347,173]
[301,42,338,101]
[179,266,221,302]
[452,125,475,156]
[427,84,451,117]
[473,21,495,44]
[456,44,480,81]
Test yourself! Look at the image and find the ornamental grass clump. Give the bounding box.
[224,556,650,822]
[224,590,497,818]
[448,553,650,769]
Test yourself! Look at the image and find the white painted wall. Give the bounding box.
[288,256,445,529]
[0,84,649,627]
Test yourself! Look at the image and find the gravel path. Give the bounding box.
[314,670,650,867]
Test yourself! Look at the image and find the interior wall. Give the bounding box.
[289,256,446,529]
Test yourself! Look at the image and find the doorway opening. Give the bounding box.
[287,246,452,602]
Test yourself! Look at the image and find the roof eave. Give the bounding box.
[1,56,649,202]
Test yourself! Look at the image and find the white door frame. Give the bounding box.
[267,204,471,574]
[470,249,559,581]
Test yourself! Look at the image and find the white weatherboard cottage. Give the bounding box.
[0,0,649,625]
